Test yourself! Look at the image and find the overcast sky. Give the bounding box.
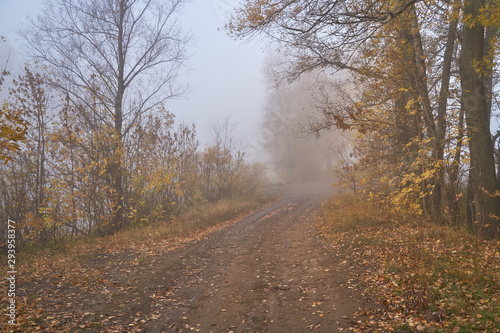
[0,0,268,161]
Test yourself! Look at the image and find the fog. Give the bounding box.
[0,0,354,186]
[259,54,353,184]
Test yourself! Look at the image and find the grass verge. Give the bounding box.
[0,194,274,331]
[317,192,500,333]
[11,194,272,272]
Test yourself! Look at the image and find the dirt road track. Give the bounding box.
[143,181,368,332]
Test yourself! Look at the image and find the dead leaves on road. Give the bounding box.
[262,202,298,219]
[0,198,272,332]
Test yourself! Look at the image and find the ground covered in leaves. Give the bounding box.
[2,182,372,333]
[0,196,272,332]
[317,193,500,332]
[3,187,498,332]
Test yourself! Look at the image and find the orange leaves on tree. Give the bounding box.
[0,71,28,163]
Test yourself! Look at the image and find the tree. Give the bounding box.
[0,64,55,246]
[1,36,28,163]
[260,62,337,183]
[10,66,53,241]
[196,116,264,201]
[0,68,28,163]
[125,112,198,224]
[227,0,500,237]
[460,0,500,238]
[24,0,189,232]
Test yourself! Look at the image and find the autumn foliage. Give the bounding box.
[0,65,264,250]
[228,0,500,238]
[0,71,27,163]
[318,193,500,332]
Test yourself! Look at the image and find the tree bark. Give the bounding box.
[461,0,500,238]
[408,5,442,223]
[437,1,459,224]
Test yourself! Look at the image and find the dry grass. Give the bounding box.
[115,194,271,247]
[318,193,500,332]
[4,194,273,279]
[0,194,275,331]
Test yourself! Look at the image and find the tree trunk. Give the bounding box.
[437,1,459,224]
[461,0,500,238]
[110,110,125,233]
[408,6,442,223]
[110,1,126,233]
[448,102,465,225]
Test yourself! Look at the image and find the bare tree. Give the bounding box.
[23,0,190,232]
[205,115,237,200]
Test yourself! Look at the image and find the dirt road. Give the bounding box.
[11,181,368,332]
[141,181,367,332]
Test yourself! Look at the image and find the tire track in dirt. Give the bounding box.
[144,181,369,332]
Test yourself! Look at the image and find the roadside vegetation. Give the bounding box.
[229,0,500,239]
[20,193,272,264]
[0,61,266,250]
[0,193,273,331]
[0,0,267,252]
[318,192,500,332]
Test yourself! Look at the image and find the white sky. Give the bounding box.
[0,0,268,161]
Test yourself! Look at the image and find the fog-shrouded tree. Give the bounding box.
[23,0,190,232]
[0,51,28,163]
[260,52,347,183]
[196,115,265,201]
[228,0,500,238]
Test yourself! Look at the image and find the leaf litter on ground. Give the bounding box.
[0,196,274,332]
[317,193,500,333]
